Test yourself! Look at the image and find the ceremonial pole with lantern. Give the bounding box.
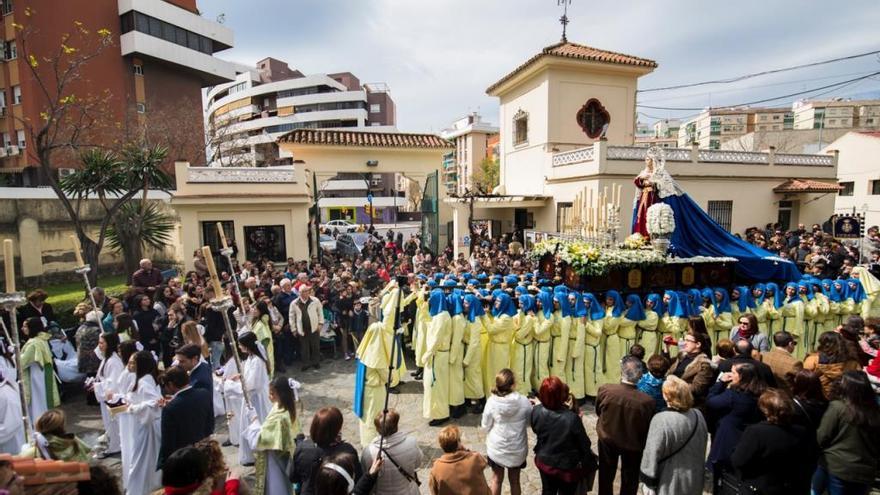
[201,245,252,408]
[215,223,246,316]
[1,239,35,443]
[69,235,106,332]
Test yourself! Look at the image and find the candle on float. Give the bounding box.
[3,239,13,293]
[616,184,622,209]
[70,235,85,267]
[216,222,228,250]
[201,246,224,298]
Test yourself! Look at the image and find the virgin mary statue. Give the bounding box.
[632,147,800,282]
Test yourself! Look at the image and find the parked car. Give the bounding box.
[319,234,337,252]
[324,219,357,232]
[335,233,373,257]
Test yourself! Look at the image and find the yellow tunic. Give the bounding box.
[753,300,778,336]
[550,312,570,379]
[780,299,806,360]
[637,310,661,357]
[826,300,842,333]
[583,316,603,397]
[602,310,621,385]
[807,295,828,353]
[660,315,685,359]
[566,317,586,399]
[356,321,392,446]
[618,317,638,363]
[413,290,430,368]
[712,311,733,352]
[422,312,452,420]
[532,312,554,391]
[463,317,484,400]
[511,313,535,396]
[484,315,515,397]
[448,314,466,408]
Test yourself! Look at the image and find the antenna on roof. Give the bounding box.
[557,0,571,42]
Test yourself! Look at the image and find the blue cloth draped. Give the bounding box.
[678,291,694,317]
[353,359,366,420]
[733,286,754,311]
[661,193,800,282]
[446,293,464,316]
[465,294,483,322]
[752,283,766,305]
[554,292,572,317]
[783,282,799,304]
[625,294,646,321]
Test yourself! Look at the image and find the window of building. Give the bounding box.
[2,132,10,147]
[132,64,143,75]
[4,40,15,60]
[513,109,528,145]
[841,119,849,126]
[1,1,12,16]
[0,90,6,111]
[556,202,573,232]
[838,181,854,196]
[828,119,837,125]
[370,104,380,114]
[709,139,720,149]
[12,85,20,105]
[136,102,146,113]
[871,180,880,195]
[707,200,733,232]
[16,129,24,149]
[121,11,215,55]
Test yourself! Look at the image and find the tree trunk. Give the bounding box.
[79,235,100,289]
[120,230,143,286]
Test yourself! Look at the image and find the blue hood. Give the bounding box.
[493,293,516,317]
[713,288,732,313]
[664,290,688,318]
[605,290,625,317]
[519,294,536,315]
[646,293,664,315]
[625,293,646,321]
[446,292,464,316]
[537,291,554,319]
[428,289,447,316]
[583,293,606,320]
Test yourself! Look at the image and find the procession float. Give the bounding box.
[528,147,801,292]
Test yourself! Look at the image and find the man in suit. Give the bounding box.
[596,357,655,495]
[718,339,778,388]
[158,366,214,468]
[761,332,800,392]
[175,344,214,396]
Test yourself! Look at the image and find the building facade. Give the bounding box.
[792,99,880,130]
[831,131,880,230]
[203,57,396,167]
[439,112,498,196]
[0,0,237,185]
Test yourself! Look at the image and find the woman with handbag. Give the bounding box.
[639,375,707,495]
[530,376,597,495]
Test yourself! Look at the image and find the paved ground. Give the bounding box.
[63,354,682,494]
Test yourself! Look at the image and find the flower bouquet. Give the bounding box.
[646,203,675,253]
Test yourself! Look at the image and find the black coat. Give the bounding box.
[158,387,214,468]
[189,361,214,398]
[530,405,595,471]
[717,357,777,388]
[289,437,363,495]
[705,382,763,468]
[731,421,817,495]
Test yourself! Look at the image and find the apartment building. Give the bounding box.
[678,107,799,149]
[792,99,880,130]
[439,112,498,195]
[0,0,238,185]
[203,57,396,167]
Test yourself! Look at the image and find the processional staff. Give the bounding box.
[1,239,34,443]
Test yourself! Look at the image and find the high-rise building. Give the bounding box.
[203,57,396,167]
[0,0,238,185]
[439,112,498,195]
[792,99,880,130]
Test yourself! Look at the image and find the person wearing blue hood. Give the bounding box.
[603,290,624,384]
[583,293,605,397]
[764,283,784,334]
[807,280,830,352]
[447,291,467,418]
[411,278,432,381]
[567,291,586,403]
[422,289,452,426]
[511,294,536,396]
[824,279,844,332]
[462,294,486,413]
[619,294,645,365]
[532,291,555,391]
[798,281,822,355]
[639,294,662,357]
[661,291,688,359]
[780,282,806,360]
[710,288,734,351]
[550,288,572,380]
[484,294,516,399]
[752,283,779,336]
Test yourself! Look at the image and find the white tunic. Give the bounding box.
[238,356,271,465]
[94,353,124,453]
[0,380,24,455]
[119,375,162,495]
[222,359,244,446]
[26,363,47,426]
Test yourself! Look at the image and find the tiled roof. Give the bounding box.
[279,129,453,149]
[487,41,657,94]
[773,179,843,193]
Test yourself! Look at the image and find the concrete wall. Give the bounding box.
[0,191,181,287]
[498,72,550,196]
[831,132,880,229]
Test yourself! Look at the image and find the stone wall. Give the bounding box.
[0,189,183,287]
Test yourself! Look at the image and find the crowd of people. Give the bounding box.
[0,222,879,494]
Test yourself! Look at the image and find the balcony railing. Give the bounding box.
[187,166,297,183]
[552,143,834,168]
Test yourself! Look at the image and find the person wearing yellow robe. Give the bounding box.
[798,282,819,354]
[532,291,554,391]
[484,293,516,398]
[781,283,806,360]
[803,281,828,354]
[823,279,845,332]
[446,291,467,418]
[462,294,485,412]
[422,289,452,426]
[549,289,571,380]
[582,293,605,397]
[852,266,880,319]
[378,281,410,389]
[619,294,643,363]
[566,291,586,402]
[764,283,784,334]
[712,288,734,351]
[699,288,719,349]
[602,290,624,385]
[640,294,663,357]
[839,280,859,323]
[511,294,536,397]
[661,291,688,359]
[354,296,391,446]
[411,282,431,380]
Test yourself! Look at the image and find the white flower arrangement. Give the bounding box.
[530,238,565,260]
[646,203,675,237]
[622,233,647,250]
[531,237,665,276]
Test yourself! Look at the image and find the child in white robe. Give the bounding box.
[233,331,271,465]
[93,332,124,457]
[118,351,162,495]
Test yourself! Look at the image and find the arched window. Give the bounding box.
[513,109,528,145]
[576,99,610,139]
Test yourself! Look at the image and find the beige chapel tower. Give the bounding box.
[486,41,657,196]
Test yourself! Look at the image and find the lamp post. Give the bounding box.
[362,173,375,230]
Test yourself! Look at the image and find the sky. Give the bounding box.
[199,0,880,132]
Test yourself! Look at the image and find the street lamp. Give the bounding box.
[362,172,375,230]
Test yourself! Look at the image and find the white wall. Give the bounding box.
[831,132,880,228]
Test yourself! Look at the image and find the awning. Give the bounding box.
[444,195,548,208]
[773,179,842,194]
